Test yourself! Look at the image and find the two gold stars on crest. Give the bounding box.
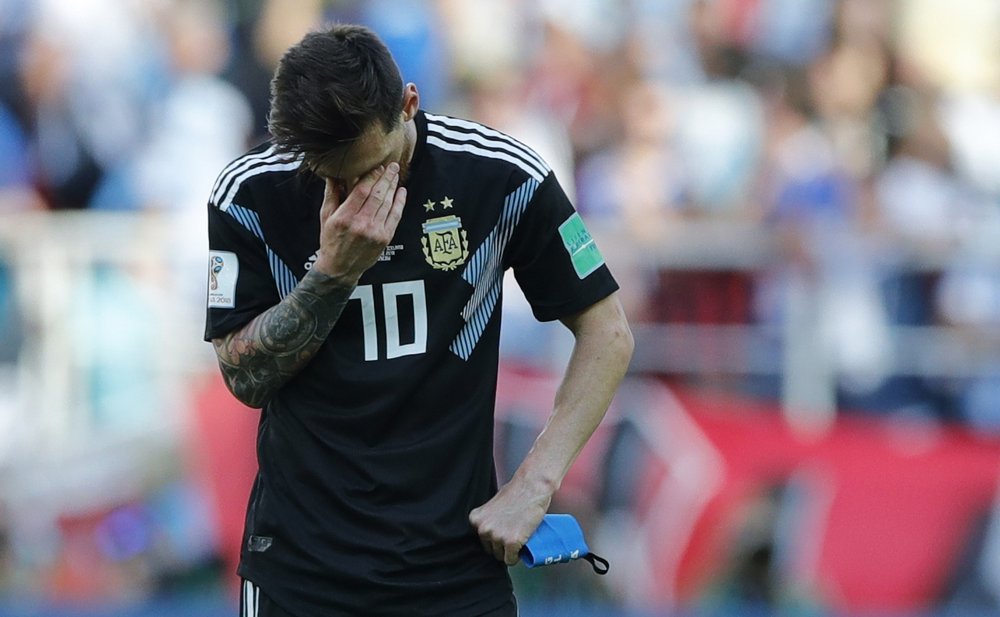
[423,196,454,212]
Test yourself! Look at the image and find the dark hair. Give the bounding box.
[268,24,404,165]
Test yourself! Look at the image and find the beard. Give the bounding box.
[396,125,415,186]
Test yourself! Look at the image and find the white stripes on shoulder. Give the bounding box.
[210,145,277,201]
[424,113,550,183]
[210,146,303,212]
[241,579,260,617]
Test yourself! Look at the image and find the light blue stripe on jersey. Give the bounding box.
[226,204,299,300]
[450,178,539,360]
[423,219,462,233]
[227,203,265,239]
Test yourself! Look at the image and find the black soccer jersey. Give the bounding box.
[204,111,618,617]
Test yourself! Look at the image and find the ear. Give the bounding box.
[401,83,420,121]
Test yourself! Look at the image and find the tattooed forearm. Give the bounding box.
[212,270,356,407]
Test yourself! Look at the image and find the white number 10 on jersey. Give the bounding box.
[349,280,427,361]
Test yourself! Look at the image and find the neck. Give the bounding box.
[403,118,418,165]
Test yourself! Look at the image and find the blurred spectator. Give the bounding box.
[935,214,1000,431]
[850,85,976,420]
[12,0,155,210]
[874,87,973,250]
[358,0,451,110]
[750,0,835,67]
[14,24,106,209]
[436,0,528,85]
[748,59,891,417]
[575,77,689,325]
[223,0,326,142]
[0,102,42,211]
[577,78,686,241]
[673,0,774,213]
[521,18,624,161]
[95,0,253,214]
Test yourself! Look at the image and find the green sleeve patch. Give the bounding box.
[558,213,605,279]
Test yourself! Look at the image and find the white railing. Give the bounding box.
[0,210,216,524]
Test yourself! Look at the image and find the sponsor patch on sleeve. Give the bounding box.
[207,250,238,308]
[558,213,605,279]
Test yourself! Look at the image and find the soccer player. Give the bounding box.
[205,24,633,617]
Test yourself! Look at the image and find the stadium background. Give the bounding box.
[1,0,1000,615]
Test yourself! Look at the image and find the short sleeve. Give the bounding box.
[504,173,619,322]
[204,200,281,341]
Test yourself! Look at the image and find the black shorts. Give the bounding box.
[239,579,518,617]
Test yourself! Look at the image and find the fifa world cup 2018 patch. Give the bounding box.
[208,250,238,308]
[558,213,604,279]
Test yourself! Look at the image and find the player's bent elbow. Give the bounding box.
[610,317,635,368]
[216,370,271,409]
[594,298,635,365]
[227,380,270,409]
[622,320,635,356]
[567,295,635,370]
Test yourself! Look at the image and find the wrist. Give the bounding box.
[310,250,365,285]
[302,266,360,294]
[512,463,561,499]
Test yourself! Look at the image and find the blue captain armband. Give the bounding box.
[519,514,609,575]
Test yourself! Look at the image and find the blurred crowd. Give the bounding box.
[0,0,999,610]
[1,0,999,427]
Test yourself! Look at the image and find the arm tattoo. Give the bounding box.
[212,270,356,407]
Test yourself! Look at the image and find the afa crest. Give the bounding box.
[421,215,469,271]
